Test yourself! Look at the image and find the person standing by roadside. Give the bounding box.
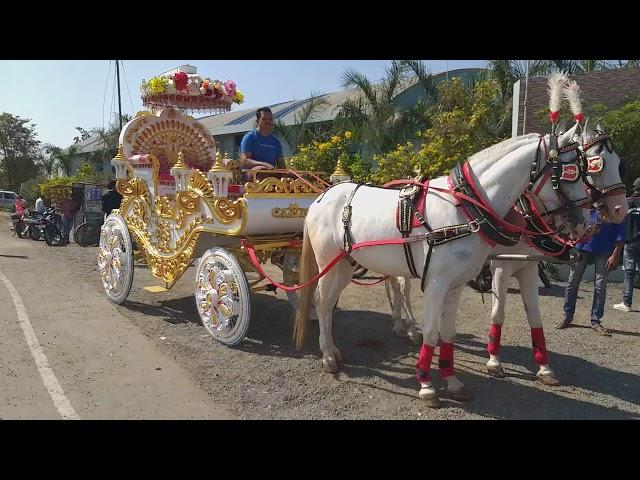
[613,177,640,313]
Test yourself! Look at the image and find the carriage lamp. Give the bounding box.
[171,151,192,191]
[330,156,351,184]
[208,152,233,198]
[112,145,129,180]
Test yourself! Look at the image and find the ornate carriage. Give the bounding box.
[98,65,331,345]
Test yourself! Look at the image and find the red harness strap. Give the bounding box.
[242,237,409,292]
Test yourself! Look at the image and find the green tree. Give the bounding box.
[273,93,332,153]
[47,144,79,176]
[0,113,41,192]
[335,60,437,160]
[373,78,507,184]
[87,113,132,166]
[600,99,640,186]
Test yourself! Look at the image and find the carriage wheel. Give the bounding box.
[98,214,134,304]
[195,248,250,346]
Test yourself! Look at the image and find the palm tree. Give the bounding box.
[38,143,58,177]
[273,93,331,152]
[88,113,132,166]
[47,145,79,176]
[335,60,436,159]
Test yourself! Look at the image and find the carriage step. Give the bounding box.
[144,285,169,293]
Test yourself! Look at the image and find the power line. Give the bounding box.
[102,60,112,131]
[120,60,136,116]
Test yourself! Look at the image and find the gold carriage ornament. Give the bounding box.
[98,64,331,347]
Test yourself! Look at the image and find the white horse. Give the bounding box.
[384,121,628,390]
[293,122,625,407]
[485,121,627,382]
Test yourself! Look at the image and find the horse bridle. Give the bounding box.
[526,134,594,220]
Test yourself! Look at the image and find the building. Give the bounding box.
[201,68,484,159]
[65,67,484,173]
[512,66,640,137]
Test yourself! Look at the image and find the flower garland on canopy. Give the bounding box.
[142,73,244,105]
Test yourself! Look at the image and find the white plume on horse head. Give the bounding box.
[563,79,583,121]
[547,72,569,116]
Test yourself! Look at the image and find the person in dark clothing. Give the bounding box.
[612,177,640,313]
[101,180,123,218]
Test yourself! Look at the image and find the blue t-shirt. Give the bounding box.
[240,129,283,167]
[576,209,625,253]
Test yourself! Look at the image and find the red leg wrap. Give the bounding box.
[416,344,435,383]
[531,327,548,365]
[488,323,502,356]
[439,342,455,378]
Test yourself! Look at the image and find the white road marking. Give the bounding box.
[0,267,80,420]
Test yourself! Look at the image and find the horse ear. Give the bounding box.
[558,122,579,146]
[595,120,605,133]
[556,119,568,135]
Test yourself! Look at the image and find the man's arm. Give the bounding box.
[276,156,286,169]
[241,152,274,170]
[606,222,626,271]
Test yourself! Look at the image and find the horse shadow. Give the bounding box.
[507,284,568,298]
[453,335,640,411]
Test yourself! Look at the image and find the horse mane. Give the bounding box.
[469,133,540,169]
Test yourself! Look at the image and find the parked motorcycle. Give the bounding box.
[42,207,65,246]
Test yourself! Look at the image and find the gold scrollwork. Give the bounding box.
[244,177,317,195]
[155,196,175,218]
[155,219,172,253]
[212,198,244,224]
[272,203,308,219]
[176,190,201,229]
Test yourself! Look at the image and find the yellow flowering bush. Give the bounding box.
[289,131,372,183]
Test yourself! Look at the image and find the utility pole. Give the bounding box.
[116,60,123,131]
[522,60,530,135]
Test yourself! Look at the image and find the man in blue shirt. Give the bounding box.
[240,107,285,171]
[557,209,624,336]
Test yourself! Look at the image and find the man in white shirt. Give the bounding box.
[35,196,45,213]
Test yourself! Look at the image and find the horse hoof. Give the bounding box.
[418,389,441,408]
[487,365,506,378]
[447,386,474,402]
[537,373,561,386]
[392,327,408,339]
[407,330,422,346]
[322,357,339,374]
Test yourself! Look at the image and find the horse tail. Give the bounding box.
[293,221,319,351]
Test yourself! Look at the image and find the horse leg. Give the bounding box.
[515,263,560,386]
[417,283,448,407]
[486,262,509,378]
[439,285,473,401]
[399,277,421,345]
[317,260,353,373]
[387,277,407,338]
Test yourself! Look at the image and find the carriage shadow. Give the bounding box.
[122,297,202,325]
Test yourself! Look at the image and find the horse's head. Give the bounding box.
[578,120,628,224]
[527,123,594,241]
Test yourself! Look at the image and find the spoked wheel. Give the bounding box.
[28,227,41,241]
[195,247,250,346]
[75,222,101,247]
[98,214,134,304]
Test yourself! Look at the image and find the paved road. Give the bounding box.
[0,214,235,419]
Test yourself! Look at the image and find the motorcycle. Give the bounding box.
[42,207,65,246]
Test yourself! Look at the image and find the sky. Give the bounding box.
[0,60,486,148]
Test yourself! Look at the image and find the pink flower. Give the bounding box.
[223,80,237,97]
